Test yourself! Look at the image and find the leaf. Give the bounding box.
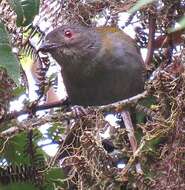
[169,16,185,32]
[8,0,23,26]
[144,136,166,157]
[0,22,20,84]
[129,0,157,14]
[12,86,26,97]
[46,167,65,181]
[0,182,38,190]
[178,16,185,29]
[45,167,66,187]
[0,133,30,164]
[136,96,156,124]
[8,0,40,26]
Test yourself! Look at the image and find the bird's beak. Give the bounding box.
[37,42,62,53]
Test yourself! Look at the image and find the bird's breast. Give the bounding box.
[59,54,144,106]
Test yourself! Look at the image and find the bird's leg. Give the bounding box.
[121,111,143,175]
[61,97,88,118]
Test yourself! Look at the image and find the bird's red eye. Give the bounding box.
[64,30,73,38]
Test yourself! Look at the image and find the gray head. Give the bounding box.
[38,24,100,60]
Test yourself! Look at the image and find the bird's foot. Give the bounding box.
[71,105,88,118]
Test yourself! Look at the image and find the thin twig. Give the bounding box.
[99,91,148,112]
[121,111,143,175]
[0,111,76,139]
[145,10,156,66]
[117,137,146,181]
[0,91,148,123]
[0,100,69,123]
[121,111,138,153]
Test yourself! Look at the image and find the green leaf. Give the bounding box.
[0,22,20,84]
[0,182,38,190]
[46,167,66,187]
[169,16,185,32]
[46,167,65,180]
[144,136,166,157]
[12,86,26,97]
[8,0,40,26]
[0,133,30,164]
[136,96,156,124]
[178,16,185,29]
[8,0,24,26]
[129,0,157,14]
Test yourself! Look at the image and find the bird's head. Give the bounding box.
[38,24,100,59]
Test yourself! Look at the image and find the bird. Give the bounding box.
[38,24,145,106]
[38,24,145,189]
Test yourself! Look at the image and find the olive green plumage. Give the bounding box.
[39,24,145,106]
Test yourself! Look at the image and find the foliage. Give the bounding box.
[178,16,185,29]
[8,0,40,26]
[0,0,185,190]
[129,0,157,13]
[0,22,20,84]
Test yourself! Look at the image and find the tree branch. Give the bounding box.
[144,10,156,66]
[0,111,76,139]
[99,91,148,112]
[0,99,69,123]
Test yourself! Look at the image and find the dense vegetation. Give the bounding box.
[0,0,185,189]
